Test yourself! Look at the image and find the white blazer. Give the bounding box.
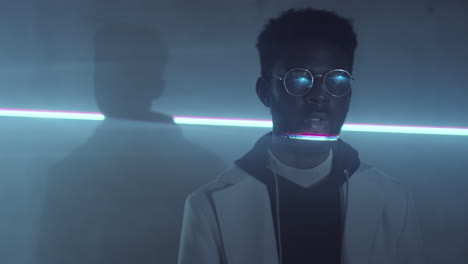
[178,162,424,264]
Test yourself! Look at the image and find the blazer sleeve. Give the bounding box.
[178,193,225,264]
[397,189,426,264]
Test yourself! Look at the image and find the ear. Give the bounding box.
[256,76,271,107]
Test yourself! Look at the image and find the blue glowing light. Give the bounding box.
[0,108,467,136]
[0,108,105,120]
[281,133,340,141]
[174,116,272,128]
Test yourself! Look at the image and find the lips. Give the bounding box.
[303,119,329,132]
[301,113,330,133]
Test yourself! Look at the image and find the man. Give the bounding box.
[178,8,424,264]
[36,24,224,264]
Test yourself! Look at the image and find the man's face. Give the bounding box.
[258,42,353,140]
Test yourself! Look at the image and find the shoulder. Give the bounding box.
[354,162,406,192]
[185,166,253,205]
[355,162,411,211]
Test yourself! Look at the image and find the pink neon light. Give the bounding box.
[283,132,339,137]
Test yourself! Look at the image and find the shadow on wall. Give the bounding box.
[35,23,226,264]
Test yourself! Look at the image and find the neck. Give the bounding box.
[270,133,332,169]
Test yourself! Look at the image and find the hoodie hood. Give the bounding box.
[235,132,360,188]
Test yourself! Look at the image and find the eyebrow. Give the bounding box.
[304,65,336,74]
[307,63,353,72]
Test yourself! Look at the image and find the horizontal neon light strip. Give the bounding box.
[0,108,105,120]
[174,116,272,128]
[281,133,340,141]
[0,108,467,136]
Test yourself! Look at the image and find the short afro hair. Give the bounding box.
[256,8,358,74]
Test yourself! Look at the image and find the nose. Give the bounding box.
[303,78,329,105]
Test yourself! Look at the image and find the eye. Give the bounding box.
[284,69,313,95]
[324,70,352,97]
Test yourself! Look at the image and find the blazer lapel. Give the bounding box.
[213,178,279,264]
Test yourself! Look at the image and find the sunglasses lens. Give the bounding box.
[325,70,352,97]
[284,69,313,95]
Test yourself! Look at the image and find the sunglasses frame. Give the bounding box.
[264,68,354,98]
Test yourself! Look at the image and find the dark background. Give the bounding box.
[0,0,466,263]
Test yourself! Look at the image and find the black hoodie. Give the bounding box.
[235,133,360,264]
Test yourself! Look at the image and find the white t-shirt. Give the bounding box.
[267,147,333,188]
